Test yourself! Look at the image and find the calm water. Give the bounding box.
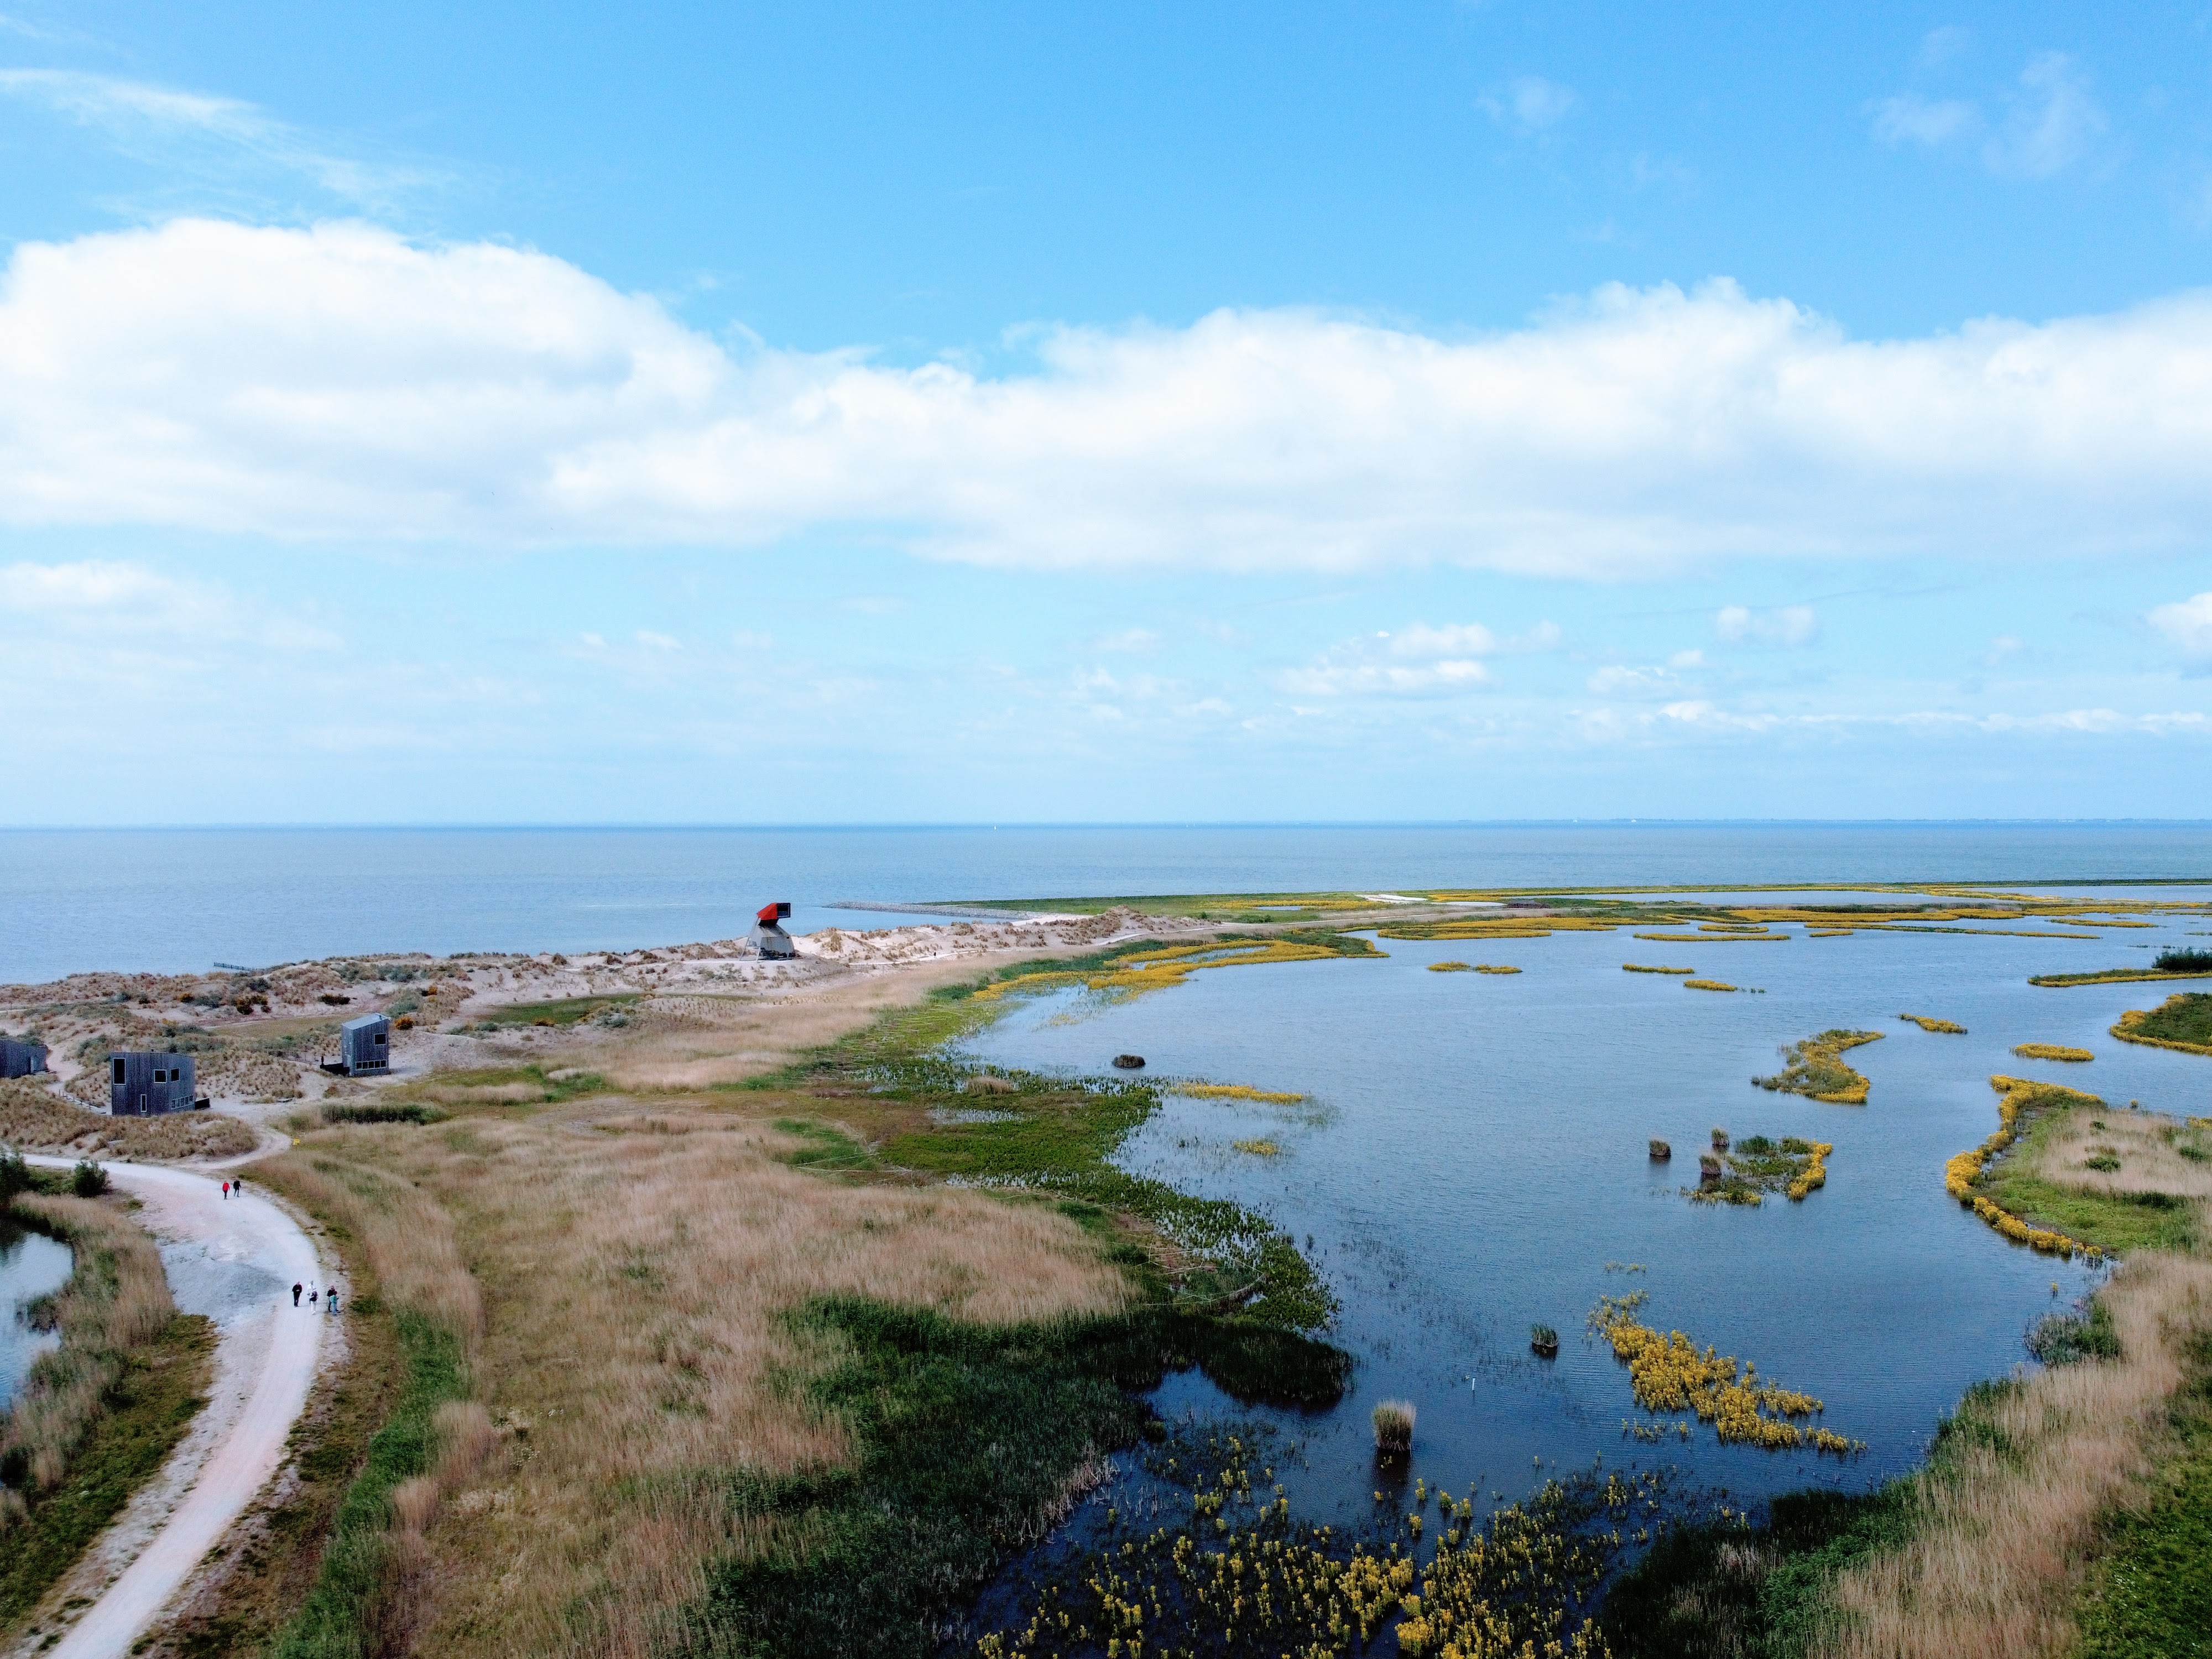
[1,1224,71,1410]
[4,822,2211,984]
[961,899,2212,1523]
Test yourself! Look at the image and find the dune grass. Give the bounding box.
[0,1079,259,1158]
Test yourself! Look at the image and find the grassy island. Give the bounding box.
[1753,1030,1884,1104]
[2112,992,2212,1056]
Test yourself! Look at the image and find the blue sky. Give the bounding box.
[1,1,2209,823]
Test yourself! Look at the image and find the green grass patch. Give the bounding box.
[675,1295,1348,1659]
[744,939,1371,1331]
[0,1313,215,1632]
[268,1311,469,1659]
[773,1118,874,1171]
[2031,969,2212,988]
[468,994,640,1029]
[2130,993,2212,1050]
[321,1102,446,1126]
[2075,1331,2212,1656]
[1981,1105,2198,1255]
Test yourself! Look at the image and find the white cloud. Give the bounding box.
[1871,93,1979,148]
[1715,604,1817,645]
[1279,629,1494,696]
[1096,628,1161,653]
[13,220,2212,576]
[2149,592,2212,656]
[1588,664,1682,697]
[1984,53,2104,179]
[1480,76,1577,133]
[635,630,681,651]
[0,70,432,207]
[1387,622,1495,658]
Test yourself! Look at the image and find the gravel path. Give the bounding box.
[12,1159,328,1659]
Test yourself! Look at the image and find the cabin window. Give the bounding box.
[375,1031,388,1045]
[113,1058,126,1084]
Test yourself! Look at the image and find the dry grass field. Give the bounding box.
[293,1102,1130,1659]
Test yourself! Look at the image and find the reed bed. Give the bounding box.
[0,1192,175,1510]
[1178,1083,1306,1104]
[2015,1044,2095,1063]
[1899,1014,1966,1034]
[1372,1399,1415,1453]
[1813,1252,2212,1659]
[1623,964,1694,974]
[1683,979,1737,993]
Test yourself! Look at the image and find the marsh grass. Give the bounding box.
[1,1192,178,1503]
[1373,1400,1415,1453]
[1900,1014,1966,1034]
[2015,1043,2095,1063]
[0,1311,213,1630]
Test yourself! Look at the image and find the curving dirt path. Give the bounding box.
[13,1159,327,1659]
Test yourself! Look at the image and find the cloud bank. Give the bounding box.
[6,218,2212,575]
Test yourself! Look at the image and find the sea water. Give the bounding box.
[1,1223,71,1410]
[4,822,2210,984]
[959,899,2212,1521]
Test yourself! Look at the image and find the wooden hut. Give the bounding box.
[110,1052,204,1115]
[0,1037,48,1078]
[335,1013,392,1076]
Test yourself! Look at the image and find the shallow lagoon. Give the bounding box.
[1,1222,71,1410]
[961,905,2212,1526]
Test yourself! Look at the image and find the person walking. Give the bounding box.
[325,1286,338,1316]
[291,1282,302,1307]
[222,1180,231,1199]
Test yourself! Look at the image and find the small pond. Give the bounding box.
[2,1220,72,1411]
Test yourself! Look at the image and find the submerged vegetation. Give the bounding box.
[1588,1293,1860,1455]
[974,1426,1653,1659]
[1178,1083,1307,1105]
[1752,1030,1885,1105]
[1898,1013,1966,1034]
[2111,992,2212,1057]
